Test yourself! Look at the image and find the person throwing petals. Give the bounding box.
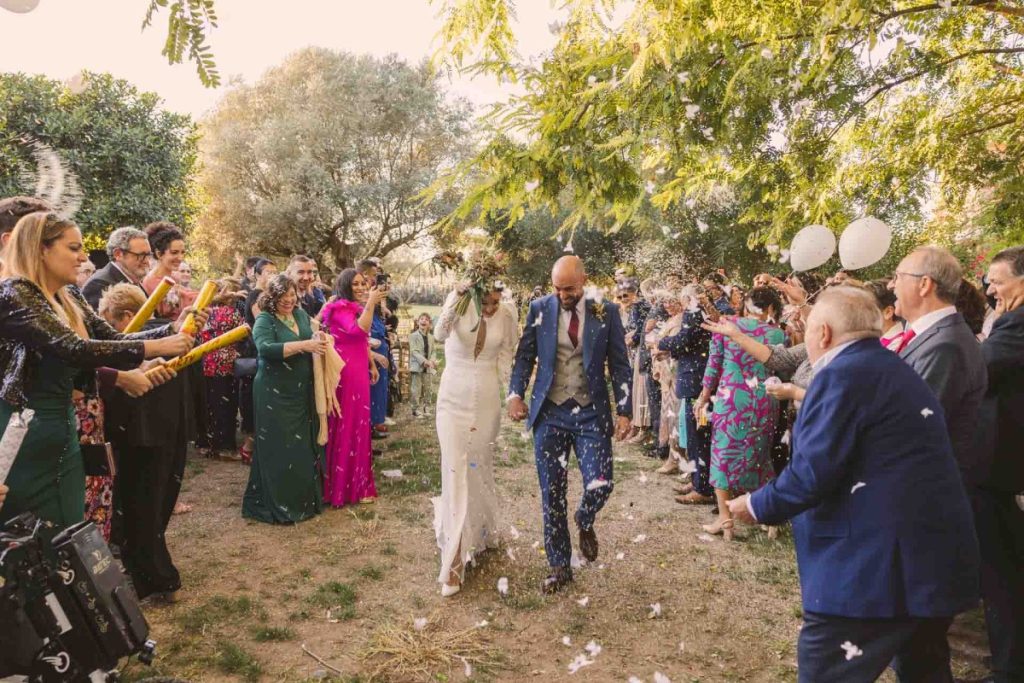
[507,256,632,594]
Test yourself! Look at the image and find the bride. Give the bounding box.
[431,280,518,597]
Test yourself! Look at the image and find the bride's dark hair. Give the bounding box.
[333,268,359,301]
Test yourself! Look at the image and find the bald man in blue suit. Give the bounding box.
[730,287,979,683]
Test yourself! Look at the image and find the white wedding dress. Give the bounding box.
[431,290,519,586]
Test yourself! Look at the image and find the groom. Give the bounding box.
[508,256,633,593]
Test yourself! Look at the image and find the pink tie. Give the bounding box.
[897,329,917,353]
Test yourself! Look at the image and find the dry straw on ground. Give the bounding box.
[360,611,506,682]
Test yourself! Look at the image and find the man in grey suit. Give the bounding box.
[81,226,152,310]
[889,246,988,487]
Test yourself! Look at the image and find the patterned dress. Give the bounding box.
[702,317,786,492]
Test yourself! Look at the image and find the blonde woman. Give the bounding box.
[648,288,685,474]
[0,212,195,527]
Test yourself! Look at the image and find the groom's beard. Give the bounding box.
[560,296,582,310]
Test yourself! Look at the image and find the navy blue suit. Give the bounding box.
[657,309,713,495]
[509,295,632,568]
[751,339,979,681]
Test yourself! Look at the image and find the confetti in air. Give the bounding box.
[850,482,866,494]
[525,179,540,192]
[921,408,934,418]
[841,641,864,661]
[586,479,609,491]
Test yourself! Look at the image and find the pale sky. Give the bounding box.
[1,0,571,119]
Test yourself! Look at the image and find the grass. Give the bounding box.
[373,438,442,497]
[307,581,358,620]
[178,595,266,632]
[358,564,385,581]
[215,639,262,681]
[252,625,297,642]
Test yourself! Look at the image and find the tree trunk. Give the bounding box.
[328,233,354,270]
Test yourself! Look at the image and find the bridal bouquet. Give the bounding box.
[439,249,508,328]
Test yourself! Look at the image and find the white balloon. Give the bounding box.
[0,0,40,12]
[839,217,892,270]
[789,224,836,271]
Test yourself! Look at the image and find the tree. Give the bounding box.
[194,48,474,269]
[431,0,1024,257]
[0,72,199,239]
[143,0,220,87]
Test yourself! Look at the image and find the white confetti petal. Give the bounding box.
[562,635,572,646]
[850,481,867,494]
[921,407,934,418]
[697,533,716,542]
[841,641,864,661]
[615,552,625,560]
[654,673,672,683]
[476,620,489,628]
[584,640,602,657]
[497,577,509,595]
[525,179,540,192]
[648,602,662,618]
[685,103,700,119]
[568,654,594,674]
[632,534,647,543]
[629,677,645,683]
[509,525,521,539]
[413,617,428,631]
[577,596,590,607]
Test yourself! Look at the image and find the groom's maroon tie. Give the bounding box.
[568,308,580,349]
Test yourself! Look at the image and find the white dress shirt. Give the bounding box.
[559,297,587,341]
[908,305,957,338]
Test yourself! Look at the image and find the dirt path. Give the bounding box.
[122,412,990,683]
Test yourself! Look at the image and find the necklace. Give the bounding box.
[278,314,298,333]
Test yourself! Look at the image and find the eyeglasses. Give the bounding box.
[122,249,153,259]
[892,271,926,282]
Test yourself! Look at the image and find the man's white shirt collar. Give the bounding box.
[909,306,957,337]
[812,339,858,372]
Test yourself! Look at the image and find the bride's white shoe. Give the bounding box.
[441,583,461,597]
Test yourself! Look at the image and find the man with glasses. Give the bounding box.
[82,226,152,309]
[887,246,987,490]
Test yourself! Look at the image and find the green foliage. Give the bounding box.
[143,0,220,87]
[432,0,1024,272]
[195,48,474,270]
[0,72,198,239]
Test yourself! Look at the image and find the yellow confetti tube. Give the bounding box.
[123,276,175,333]
[180,280,218,335]
[146,324,251,377]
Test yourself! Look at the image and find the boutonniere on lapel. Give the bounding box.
[590,301,607,323]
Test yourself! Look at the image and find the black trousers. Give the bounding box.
[112,441,186,599]
[238,376,255,434]
[798,611,954,683]
[645,371,665,456]
[198,375,238,451]
[975,489,1024,682]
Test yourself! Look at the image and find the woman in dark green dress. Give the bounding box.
[0,211,193,529]
[242,274,329,524]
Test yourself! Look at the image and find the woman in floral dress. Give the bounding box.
[695,286,785,540]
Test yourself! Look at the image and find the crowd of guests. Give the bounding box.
[612,250,1023,681]
[0,195,414,607]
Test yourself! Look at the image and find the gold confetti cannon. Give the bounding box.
[123,276,175,333]
[179,279,218,335]
[145,324,251,377]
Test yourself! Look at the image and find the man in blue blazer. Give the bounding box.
[729,286,979,682]
[508,256,633,593]
[657,287,714,502]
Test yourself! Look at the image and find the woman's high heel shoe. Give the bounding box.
[702,518,735,541]
[441,583,461,597]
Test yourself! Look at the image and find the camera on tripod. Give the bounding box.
[0,513,156,682]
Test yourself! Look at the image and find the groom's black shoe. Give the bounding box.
[541,566,573,594]
[575,511,599,562]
